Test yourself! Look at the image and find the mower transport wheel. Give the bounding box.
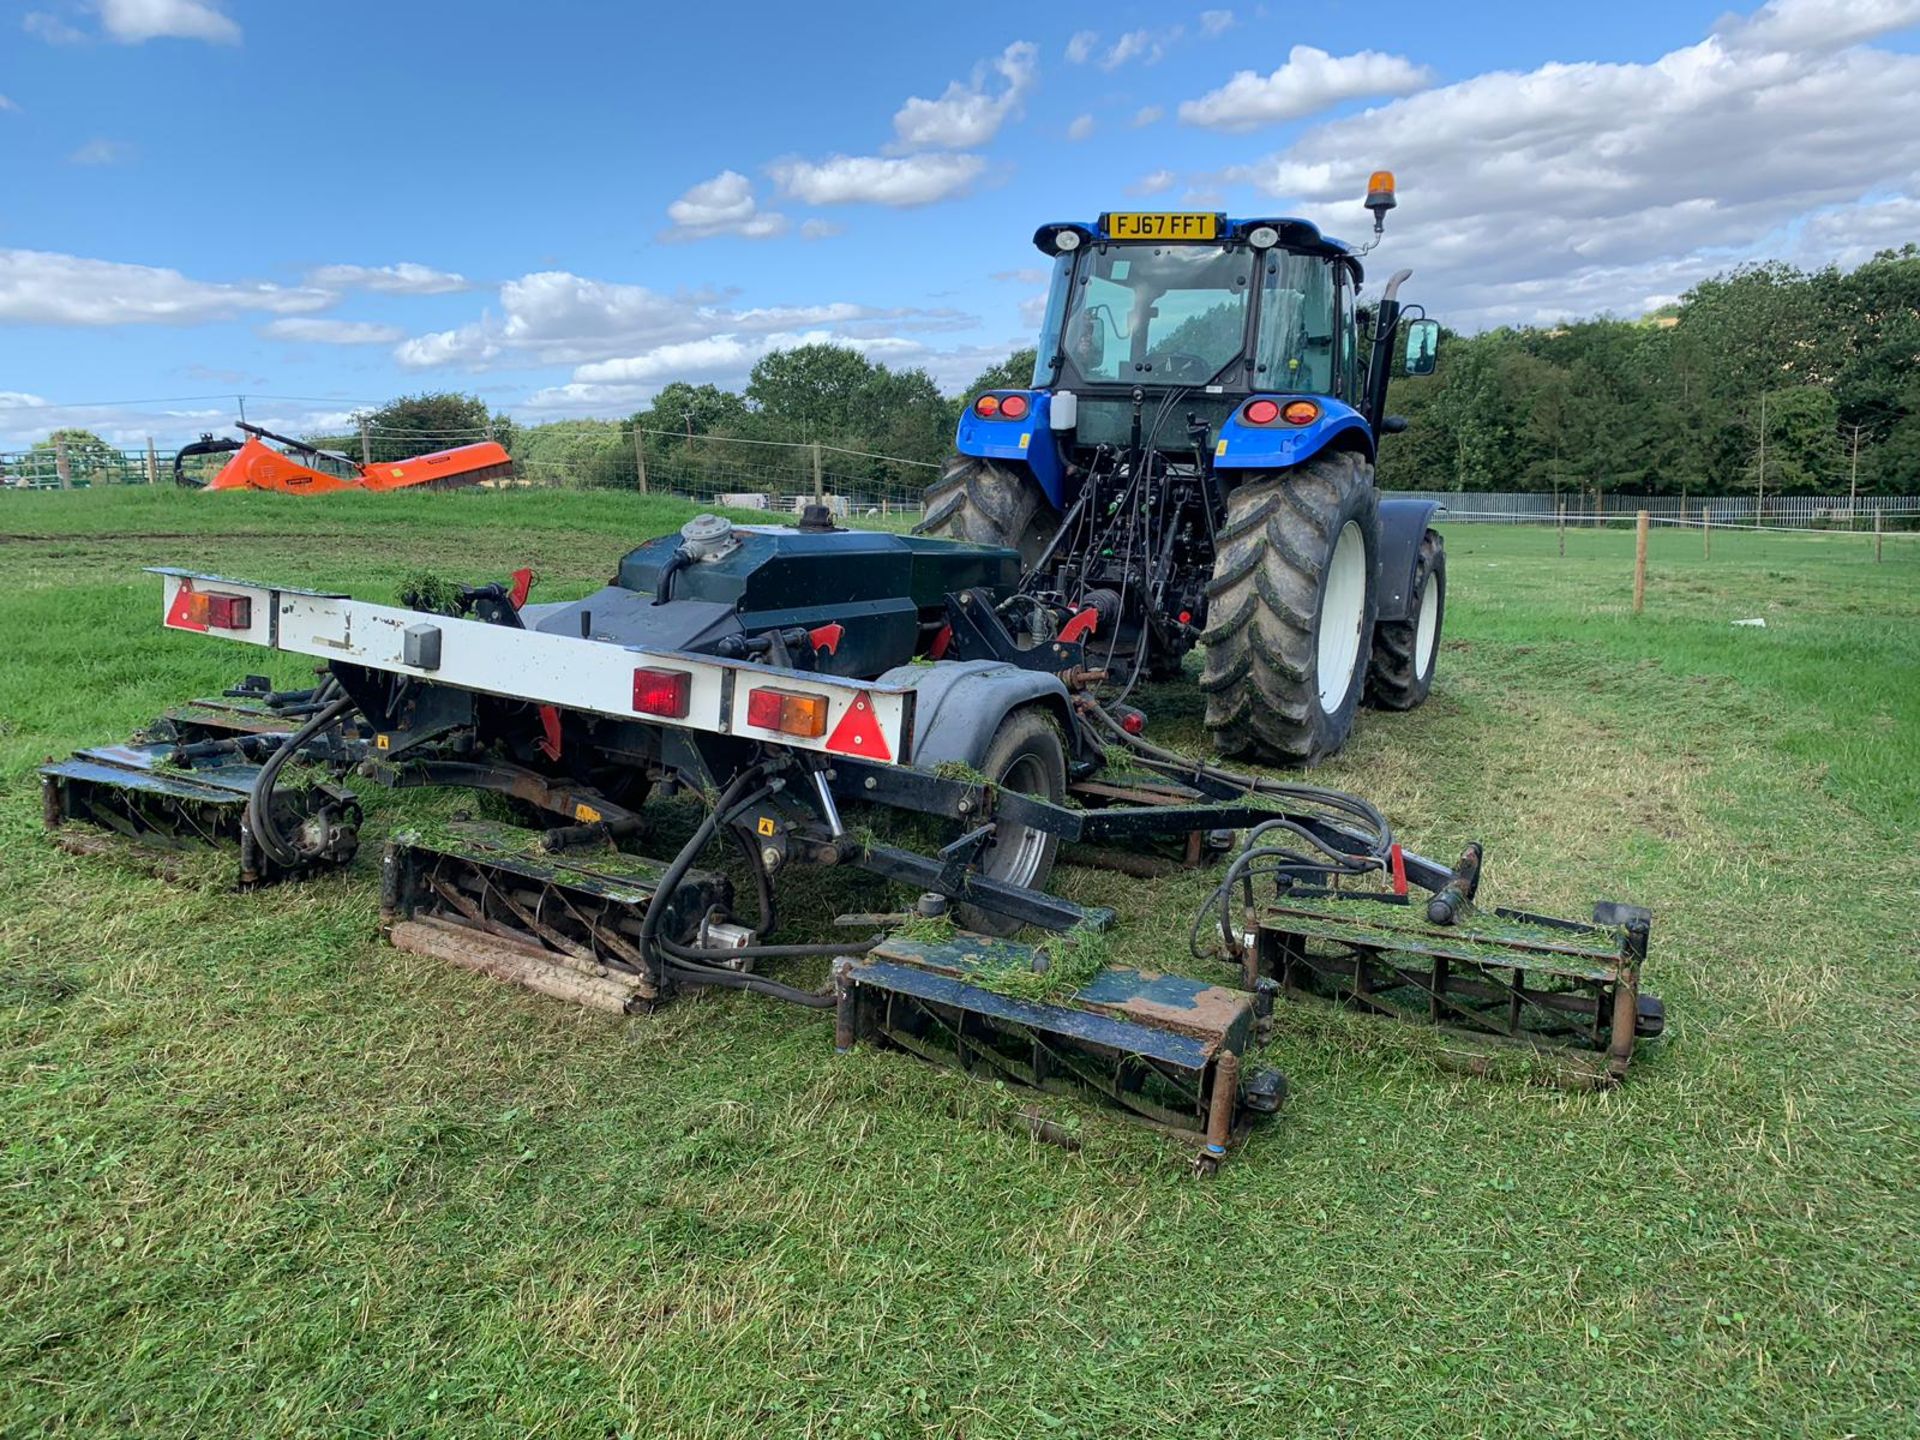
[1366,527,1446,710]
[1200,450,1379,765]
[915,456,1059,570]
[956,706,1067,937]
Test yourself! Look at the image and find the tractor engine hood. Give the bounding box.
[519,516,1020,680]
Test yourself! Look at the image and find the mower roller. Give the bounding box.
[41,503,1665,1170]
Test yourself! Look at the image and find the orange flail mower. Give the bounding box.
[175,423,512,494]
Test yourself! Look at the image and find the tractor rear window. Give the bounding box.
[1058,245,1253,386]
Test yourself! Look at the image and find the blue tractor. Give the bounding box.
[918,173,1445,766]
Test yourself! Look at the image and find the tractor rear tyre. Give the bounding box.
[1366,528,1446,710]
[1200,451,1379,765]
[915,456,1058,569]
[955,706,1067,936]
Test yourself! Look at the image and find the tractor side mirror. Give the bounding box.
[1068,311,1106,373]
[1403,319,1440,377]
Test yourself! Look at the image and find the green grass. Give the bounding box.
[3,487,1918,1437]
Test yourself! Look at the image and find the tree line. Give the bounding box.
[13,246,1914,499]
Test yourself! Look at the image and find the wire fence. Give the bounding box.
[5,433,1915,534]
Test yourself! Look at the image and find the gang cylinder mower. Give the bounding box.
[174,421,512,494]
[918,173,1446,766]
[42,512,1662,1170]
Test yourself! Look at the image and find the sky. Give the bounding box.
[2,0,1919,449]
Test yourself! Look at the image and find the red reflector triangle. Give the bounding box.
[825,693,891,762]
[165,578,207,631]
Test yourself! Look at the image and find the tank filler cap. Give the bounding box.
[797,502,841,533]
[679,513,738,562]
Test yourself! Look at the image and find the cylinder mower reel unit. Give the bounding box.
[917,172,1445,767]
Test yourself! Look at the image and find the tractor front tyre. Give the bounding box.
[1200,451,1379,766]
[1366,528,1446,710]
[955,706,1067,937]
[914,456,1058,569]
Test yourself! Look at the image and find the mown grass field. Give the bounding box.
[3,486,1917,1438]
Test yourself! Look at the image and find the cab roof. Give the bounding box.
[1033,215,1359,278]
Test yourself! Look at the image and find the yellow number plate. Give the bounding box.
[1105,212,1219,241]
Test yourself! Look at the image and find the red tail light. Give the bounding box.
[1243,399,1280,425]
[746,686,828,738]
[631,667,690,718]
[188,591,252,630]
[998,393,1030,420]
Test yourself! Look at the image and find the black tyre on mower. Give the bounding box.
[915,456,1058,569]
[1366,528,1446,710]
[955,707,1067,937]
[1200,450,1379,766]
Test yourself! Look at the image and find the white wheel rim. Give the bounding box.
[1414,572,1440,681]
[1317,520,1367,713]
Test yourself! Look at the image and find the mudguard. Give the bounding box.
[1374,498,1443,622]
[1213,394,1374,472]
[953,391,1067,507]
[871,659,1074,772]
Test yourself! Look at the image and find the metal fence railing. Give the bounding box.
[4,443,1914,533]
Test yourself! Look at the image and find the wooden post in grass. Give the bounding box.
[1558,500,1566,557]
[632,426,648,494]
[55,436,71,489]
[144,436,158,486]
[1875,507,1883,563]
[1702,505,1710,560]
[811,441,824,503]
[1633,510,1650,614]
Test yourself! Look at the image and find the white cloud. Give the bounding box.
[261,318,405,345]
[68,137,133,165]
[1178,45,1432,131]
[23,9,87,42]
[96,0,239,44]
[1199,9,1236,37]
[1719,0,1920,53]
[660,170,789,241]
[1102,28,1176,69]
[392,268,977,373]
[0,94,18,111]
[0,248,329,324]
[990,267,1049,284]
[1065,30,1097,64]
[1130,169,1177,196]
[305,261,471,294]
[1210,17,1920,329]
[800,218,843,240]
[1132,105,1164,127]
[891,42,1036,151]
[769,152,986,207]
[1067,113,1095,141]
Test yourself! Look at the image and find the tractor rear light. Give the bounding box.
[746,686,828,738]
[1282,400,1321,425]
[974,395,1001,417]
[631,667,690,719]
[1243,399,1280,425]
[998,393,1030,420]
[188,591,252,629]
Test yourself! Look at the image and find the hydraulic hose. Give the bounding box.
[245,681,357,867]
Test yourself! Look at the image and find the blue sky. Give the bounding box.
[3,0,1918,447]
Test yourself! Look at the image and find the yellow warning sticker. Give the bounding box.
[756,817,777,836]
[1215,439,1228,457]
[574,803,602,823]
[1018,432,1031,449]
[375,734,390,750]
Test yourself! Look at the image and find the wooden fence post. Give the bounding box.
[1633,510,1649,614]
[1875,507,1883,564]
[55,436,71,489]
[145,436,158,485]
[1557,500,1566,557]
[633,427,648,494]
[811,441,824,503]
[1701,505,1710,560]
